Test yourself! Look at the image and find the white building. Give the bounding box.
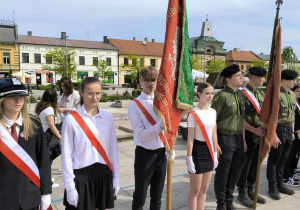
[18,32,119,85]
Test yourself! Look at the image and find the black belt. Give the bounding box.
[218,130,242,135]
[277,123,293,127]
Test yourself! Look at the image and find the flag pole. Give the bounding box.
[166,163,173,210]
[253,1,283,209]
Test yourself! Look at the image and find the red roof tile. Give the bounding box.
[18,35,117,50]
[109,38,164,56]
[226,50,261,62]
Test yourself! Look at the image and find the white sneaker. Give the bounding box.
[52,183,59,189]
[283,178,299,187]
[51,178,55,182]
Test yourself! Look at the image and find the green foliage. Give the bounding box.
[206,59,227,74]
[282,46,298,69]
[120,54,145,84]
[37,84,52,90]
[251,59,268,69]
[93,56,112,84]
[72,82,81,90]
[100,92,109,102]
[108,92,123,101]
[132,89,142,98]
[207,72,223,87]
[123,90,132,99]
[42,47,77,79]
[102,86,109,90]
[192,57,203,70]
[28,95,36,103]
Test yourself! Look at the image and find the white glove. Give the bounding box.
[113,185,120,196]
[165,150,176,160]
[187,156,196,174]
[41,194,51,210]
[67,188,79,207]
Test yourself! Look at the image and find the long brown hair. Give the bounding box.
[59,77,73,97]
[0,96,37,140]
[35,88,58,115]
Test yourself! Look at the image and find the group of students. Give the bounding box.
[0,64,299,210]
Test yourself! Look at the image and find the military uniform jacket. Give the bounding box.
[0,119,52,210]
[277,87,297,125]
[242,84,265,127]
[211,85,245,132]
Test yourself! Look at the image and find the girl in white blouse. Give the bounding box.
[61,77,119,210]
[187,82,221,210]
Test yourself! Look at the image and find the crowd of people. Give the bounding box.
[0,64,299,210]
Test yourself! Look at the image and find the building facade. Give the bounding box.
[0,20,20,79]
[109,37,164,85]
[19,32,119,85]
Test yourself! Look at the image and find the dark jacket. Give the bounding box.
[0,119,52,210]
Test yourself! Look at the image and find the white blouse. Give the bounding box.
[187,107,216,142]
[38,107,55,132]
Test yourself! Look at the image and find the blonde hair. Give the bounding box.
[0,96,37,140]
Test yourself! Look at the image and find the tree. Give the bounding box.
[120,54,145,84]
[42,47,77,79]
[252,59,268,69]
[93,56,112,84]
[206,59,227,74]
[192,57,203,70]
[282,46,298,69]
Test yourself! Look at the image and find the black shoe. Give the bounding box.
[278,184,295,195]
[248,188,266,204]
[226,202,236,210]
[216,203,226,210]
[268,188,281,200]
[237,188,253,208]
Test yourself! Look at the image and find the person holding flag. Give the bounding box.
[0,77,52,210]
[266,69,298,200]
[212,64,246,210]
[236,67,267,207]
[186,82,221,210]
[128,66,173,210]
[61,77,120,210]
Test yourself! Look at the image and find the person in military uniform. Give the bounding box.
[236,67,267,207]
[266,69,298,200]
[212,64,246,210]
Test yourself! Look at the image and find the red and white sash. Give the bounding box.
[0,125,40,188]
[132,99,166,148]
[187,110,218,169]
[239,87,261,114]
[70,111,112,171]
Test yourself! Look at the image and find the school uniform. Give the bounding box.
[0,116,52,210]
[61,105,119,210]
[128,92,166,210]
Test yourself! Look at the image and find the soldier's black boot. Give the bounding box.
[248,187,266,204]
[277,184,295,195]
[216,203,226,210]
[237,188,253,208]
[226,201,236,210]
[268,185,281,200]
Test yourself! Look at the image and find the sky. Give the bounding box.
[1,0,300,57]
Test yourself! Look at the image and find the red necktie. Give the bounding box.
[11,123,18,143]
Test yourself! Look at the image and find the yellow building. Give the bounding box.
[0,23,20,78]
[109,38,164,85]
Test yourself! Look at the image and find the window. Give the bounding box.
[240,65,244,70]
[22,53,29,63]
[3,53,10,64]
[93,57,98,65]
[124,57,128,65]
[140,58,144,67]
[106,57,111,66]
[46,55,52,64]
[79,56,85,65]
[34,53,41,63]
[150,59,156,67]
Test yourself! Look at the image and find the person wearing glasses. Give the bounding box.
[267,69,298,200]
[128,66,171,210]
[61,77,120,210]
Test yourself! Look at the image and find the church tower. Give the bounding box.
[200,16,213,38]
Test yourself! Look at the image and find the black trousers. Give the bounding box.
[19,207,39,210]
[283,136,300,179]
[132,146,167,210]
[266,126,293,188]
[237,130,260,190]
[214,133,246,204]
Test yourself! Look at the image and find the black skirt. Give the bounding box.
[192,140,214,174]
[64,163,114,210]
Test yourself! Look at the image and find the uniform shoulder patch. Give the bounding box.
[213,96,219,102]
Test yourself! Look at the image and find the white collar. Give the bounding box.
[78,104,103,118]
[3,113,23,128]
[141,92,154,101]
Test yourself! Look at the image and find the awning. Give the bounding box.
[77,71,88,75]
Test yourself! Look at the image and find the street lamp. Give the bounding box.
[203,38,207,82]
[65,35,69,77]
